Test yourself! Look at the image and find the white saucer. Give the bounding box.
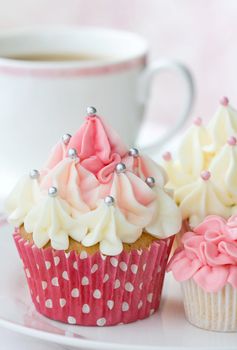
[0,222,236,350]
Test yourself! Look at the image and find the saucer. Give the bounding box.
[0,222,236,350]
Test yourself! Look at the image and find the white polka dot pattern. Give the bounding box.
[103,274,109,283]
[68,316,76,324]
[110,257,118,267]
[14,232,170,326]
[71,288,80,298]
[25,268,31,278]
[54,256,60,266]
[119,261,127,271]
[93,289,101,299]
[62,271,69,280]
[107,300,114,310]
[82,304,90,314]
[138,300,143,309]
[73,261,78,270]
[45,261,51,270]
[125,282,134,292]
[45,299,53,308]
[97,318,106,326]
[91,264,98,273]
[122,302,129,311]
[81,276,89,285]
[60,298,66,307]
[147,293,153,303]
[114,279,120,289]
[51,277,59,286]
[41,281,47,290]
[131,264,138,274]
[80,251,87,260]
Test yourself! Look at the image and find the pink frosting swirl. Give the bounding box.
[44,115,128,183]
[167,215,237,292]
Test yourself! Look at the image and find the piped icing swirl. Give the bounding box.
[163,97,237,227]
[167,215,237,292]
[6,108,181,255]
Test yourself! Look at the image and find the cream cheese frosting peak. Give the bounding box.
[207,98,237,152]
[6,108,182,254]
[5,172,41,227]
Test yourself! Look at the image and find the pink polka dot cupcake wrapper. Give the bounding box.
[13,232,174,326]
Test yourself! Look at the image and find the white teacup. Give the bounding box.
[0,27,194,196]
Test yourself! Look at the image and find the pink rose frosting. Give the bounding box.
[167,215,237,292]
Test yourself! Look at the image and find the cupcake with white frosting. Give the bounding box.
[165,97,237,331]
[6,107,181,326]
[163,97,237,230]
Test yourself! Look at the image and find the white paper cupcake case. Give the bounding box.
[181,279,237,332]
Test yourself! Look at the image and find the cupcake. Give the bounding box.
[165,97,237,331]
[167,215,237,331]
[163,97,237,236]
[5,107,181,326]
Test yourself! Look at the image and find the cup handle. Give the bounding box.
[137,59,195,153]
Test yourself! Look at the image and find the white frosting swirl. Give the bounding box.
[209,141,237,203]
[5,175,41,227]
[24,193,87,250]
[81,199,142,255]
[178,120,210,178]
[175,175,231,227]
[146,185,182,238]
[207,104,237,152]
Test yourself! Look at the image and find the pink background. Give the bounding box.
[0,0,236,140]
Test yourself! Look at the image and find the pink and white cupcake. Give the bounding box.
[165,97,237,331]
[5,107,181,326]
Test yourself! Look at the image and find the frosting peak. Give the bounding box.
[67,115,128,179]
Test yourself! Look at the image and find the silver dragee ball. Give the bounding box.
[29,169,40,179]
[86,106,97,116]
[62,133,71,145]
[115,162,126,173]
[68,148,78,159]
[145,176,156,188]
[129,147,139,157]
[104,195,115,206]
[48,186,58,197]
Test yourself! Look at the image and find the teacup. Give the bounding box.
[0,27,194,196]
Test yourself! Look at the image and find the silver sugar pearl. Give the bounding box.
[86,106,97,116]
[129,147,139,157]
[29,169,40,179]
[68,148,78,159]
[48,186,58,197]
[145,176,155,188]
[62,133,71,145]
[104,195,115,206]
[115,162,126,173]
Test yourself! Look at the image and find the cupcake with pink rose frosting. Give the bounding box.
[5,107,181,326]
[167,215,237,331]
[164,97,237,331]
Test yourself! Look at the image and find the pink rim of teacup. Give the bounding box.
[0,55,146,78]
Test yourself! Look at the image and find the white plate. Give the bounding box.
[0,222,236,350]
